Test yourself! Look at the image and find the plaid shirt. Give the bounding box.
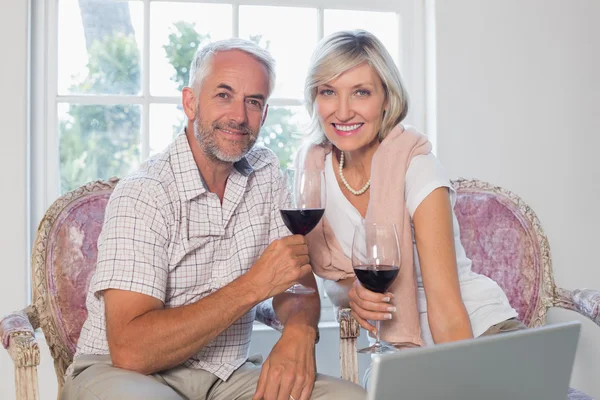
[74,132,289,380]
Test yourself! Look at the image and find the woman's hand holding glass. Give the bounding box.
[351,222,401,354]
[348,278,396,336]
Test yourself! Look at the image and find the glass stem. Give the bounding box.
[375,320,382,348]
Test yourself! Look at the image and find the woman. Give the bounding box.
[297,29,524,379]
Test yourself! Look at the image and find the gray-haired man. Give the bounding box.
[61,38,366,400]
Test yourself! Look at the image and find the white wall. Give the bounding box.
[0,1,30,399]
[434,0,600,397]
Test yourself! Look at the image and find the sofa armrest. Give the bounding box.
[338,308,360,339]
[554,288,600,327]
[6,331,40,368]
[255,298,284,332]
[1,308,37,350]
[338,307,360,384]
[1,308,41,400]
[1,308,40,367]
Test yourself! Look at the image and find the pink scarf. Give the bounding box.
[298,124,431,345]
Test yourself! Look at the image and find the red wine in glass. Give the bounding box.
[353,265,399,294]
[280,208,325,236]
[280,169,326,294]
[352,222,401,354]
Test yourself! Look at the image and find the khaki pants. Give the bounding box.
[479,317,527,336]
[61,354,366,400]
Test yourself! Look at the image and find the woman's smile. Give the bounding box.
[332,122,364,137]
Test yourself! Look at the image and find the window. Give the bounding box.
[31,0,424,322]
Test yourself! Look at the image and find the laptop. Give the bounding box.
[367,321,581,400]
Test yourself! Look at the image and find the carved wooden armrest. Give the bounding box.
[554,288,600,327]
[1,307,38,348]
[1,307,41,400]
[338,307,360,383]
[255,298,284,332]
[1,306,40,367]
[5,331,41,368]
[338,307,360,338]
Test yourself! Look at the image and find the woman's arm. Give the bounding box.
[323,277,354,308]
[413,187,473,343]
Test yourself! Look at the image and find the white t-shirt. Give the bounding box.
[324,152,518,346]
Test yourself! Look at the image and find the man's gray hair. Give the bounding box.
[188,38,276,97]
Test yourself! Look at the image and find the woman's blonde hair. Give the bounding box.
[304,30,409,144]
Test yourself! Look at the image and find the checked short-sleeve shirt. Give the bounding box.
[73,132,290,380]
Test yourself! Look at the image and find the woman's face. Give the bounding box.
[315,62,387,153]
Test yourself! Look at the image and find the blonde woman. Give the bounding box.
[297,30,523,385]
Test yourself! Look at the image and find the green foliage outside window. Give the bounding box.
[60,18,303,193]
[59,33,141,192]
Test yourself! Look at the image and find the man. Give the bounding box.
[61,38,366,400]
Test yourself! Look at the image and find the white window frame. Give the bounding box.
[30,0,425,322]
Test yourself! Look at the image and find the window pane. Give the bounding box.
[150,2,233,96]
[58,0,144,95]
[150,104,185,156]
[324,10,399,65]
[240,6,318,99]
[58,103,141,194]
[259,106,310,168]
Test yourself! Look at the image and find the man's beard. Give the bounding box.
[193,111,258,163]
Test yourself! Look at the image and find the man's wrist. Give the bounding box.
[283,323,320,344]
[231,274,268,305]
[234,273,269,305]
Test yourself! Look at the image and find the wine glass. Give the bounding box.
[352,221,401,354]
[280,168,326,294]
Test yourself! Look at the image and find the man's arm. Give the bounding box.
[105,276,261,374]
[271,273,320,339]
[253,273,321,400]
[105,234,311,375]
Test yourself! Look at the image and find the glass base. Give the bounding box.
[285,283,316,294]
[357,342,399,354]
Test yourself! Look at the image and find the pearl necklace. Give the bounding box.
[338,151,371,196]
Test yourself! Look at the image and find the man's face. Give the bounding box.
[193,50,269,163]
